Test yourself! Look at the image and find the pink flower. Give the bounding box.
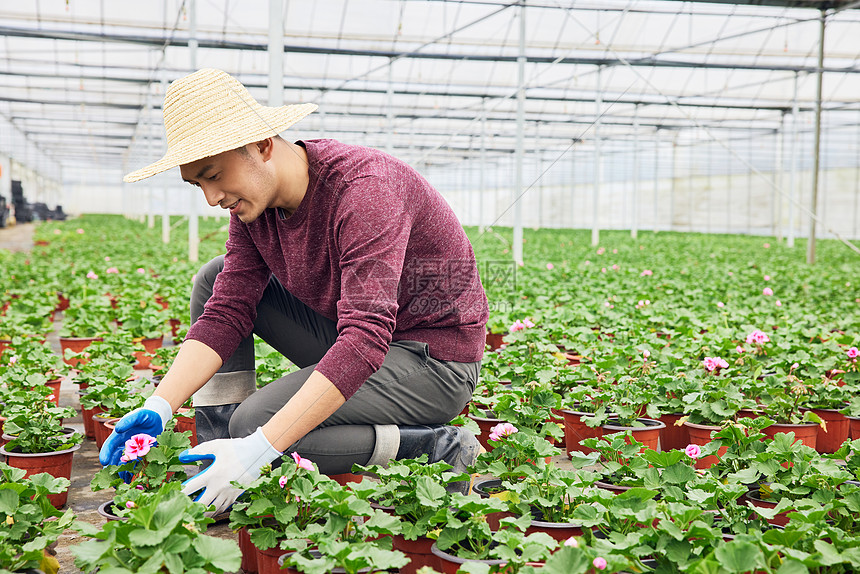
[489,422,518,441]
[640,269,653,276]
[8,356,17,365]
[612,249,618,254]
[611,264,619,270]
[736,345,745,354]
[762,287,773,296]
[642,349,650,359]
[291,452,314,471]
[279,475,289,488]
[135,484,145,490]
[546,263,554,270]
[136,268,146,274]
[775,300,782,307]
[53,229,61,235]
[604,302,611,307]
[564,537,579,547]
[702,357,728,372]
[593,557,607,570]
[125,501,136,509]
[46,394,55,401]
[764,275,771,281]
[763,243,770,248]
[685,444,702,459]
[848,347,859,359]
[106,267,119,274]
[745,330,770,345]
[104,256,111,262]
[597,247,605,255]
[601,267,607,273]
[509,319,535,332]
[86,271,98,280]
[120,433,156,462]
[717,302,724,308]
[76,228,84,234]
[791,362,799,370]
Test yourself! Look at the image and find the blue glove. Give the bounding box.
[178,427,282,517]
[99,395,173,467]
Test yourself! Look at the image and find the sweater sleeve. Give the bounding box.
[314,173,412,399]
[185,216,272,362]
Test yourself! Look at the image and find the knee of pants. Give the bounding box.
[228,400,259,439]
[190,255,225,321]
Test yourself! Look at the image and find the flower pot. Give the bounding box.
[174,408,198,446]
[0,443,80,508]
[79,400,105,440]
[237,526,258,574]
[849,416,860,440]
[744,491,791,527]
[392,534,443,574]
[431,542,507,574]
[42,378,62,406]
[0,339,11,360]
[805,408,848,453]
[485,331,505,351]
[133,336,164,370]
[468,410,504,451]
[97,500,128,522]
[657,412,689,452]
[256,544,287,574]
[602,418,666,451]
[278,550,372,574]
[761,422,818,450]
[683,421,726,469]
[169,318,182,343]
[594,480,636,495]
[526,518,585,541]
[562,408,615,456]
[472,477,516,531]
[327,472,364,486]
[93,413,121,450]
[58,336,102,367]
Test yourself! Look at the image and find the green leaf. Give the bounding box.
[714,541,764,573]
[192,535,242,573]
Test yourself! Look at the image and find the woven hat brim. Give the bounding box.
[123,102,317,183]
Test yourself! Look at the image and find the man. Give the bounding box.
[100,68,488,516]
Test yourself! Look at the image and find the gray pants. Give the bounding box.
[190,255,479,474]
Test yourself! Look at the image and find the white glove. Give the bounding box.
[178,427,282,517]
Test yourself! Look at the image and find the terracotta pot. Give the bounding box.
[174,408,198,446]
[278,550,371,574]
[43,378,62,406]
[58,336,103,367]
[392,534,443,574]
[805,408,849,453]
[0,339,11,360]
[745,491,791,527]
[56,293,70,312]
[485,331,506,351]
[849,416,860,440]
[473,478,516,531]
[133,336,164,370]
[237,526,258,574]
[0,443,80,508]
[469,410,504,451]
[594,480,636,495]
[684,421,726,469]
[79,401,105,440]
[256,544,289,574]
[169,319,182,343]
[431,543,507,574]
[601,418,665,451]
[327,472,364,486]
[761,422,818,450]
[526,518,585,541]
[657,412,689,452]
[93,413,121,450]
[562,408,615,456]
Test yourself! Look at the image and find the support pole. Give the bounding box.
[512,0,526,266]
[653,128,660,233]
[592,65,602,247]
[146,88,155,229]
[776,113,786,242]
[268,0,284,108]
[479,98,486,233]
[631,104,639,239]
[162,74,171,244]
[807,10,825,265]
[387,59,395,156]
[188,0,199,263]
[788,73,799,248]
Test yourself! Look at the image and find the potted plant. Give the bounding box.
[57,294,114,367]
[114,290,167,369]
[72,481,242,573]
[0,461,75,574]
[755,371,825,449]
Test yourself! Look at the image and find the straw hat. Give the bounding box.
[124,68,317,183]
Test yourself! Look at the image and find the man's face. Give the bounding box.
[179,145,274,224]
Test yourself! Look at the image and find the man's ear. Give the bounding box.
[255,138,276,161]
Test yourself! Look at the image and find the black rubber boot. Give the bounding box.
[193,404,241,443]
[395,425,480,494]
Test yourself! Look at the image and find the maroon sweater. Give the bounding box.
[186,139,489,399]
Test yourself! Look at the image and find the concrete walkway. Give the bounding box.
[0,222,35,252]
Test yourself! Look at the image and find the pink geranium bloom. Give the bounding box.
[104,256,111,262]
[642,349,650,359]
[564,537,579,547]
[611,264,619,270]
[775,300,782,307]
[136,268,146,274]
[279,475,289,488]
[593,557,607,570]
[764,275,771,281]
[702,357,728,372]
[746,330,770,345]
[509,319,535,332]
[106,267,119,274]
[489,422,518,441]
[86,271,98,280]
[848,347,859,359]
[125,501,136,509]
[546,263,554,270]
[601,267,607,273]
[120,433,156,462]
[291,452,314,471]
[736,345,745,354]
[762,287,773,296]
[640,269,653,276]
[597,247,605,255]
[685,444,702,459]
[76,228,85,234]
